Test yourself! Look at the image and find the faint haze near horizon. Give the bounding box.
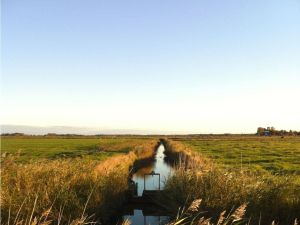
[2,0,300,133]
[1,124,173,135]
[0,124,278,135]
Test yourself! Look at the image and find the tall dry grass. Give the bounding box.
[163,139,300,225]
[0,139,158,225]
[168,199,299,225]
[167,199,248,225]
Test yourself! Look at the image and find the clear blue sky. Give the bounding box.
[2,0,300,133]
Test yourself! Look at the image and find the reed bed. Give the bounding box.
[163,140,300,225]
[0,139,157,225]
[167,199,299,225]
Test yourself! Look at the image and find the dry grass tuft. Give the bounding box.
[168,199,247,225]
[187,199,202,213]
[231,204,247,222]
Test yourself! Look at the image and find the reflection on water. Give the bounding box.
[133,143,173,196]
[123,143,174,225]
[124,210,169,225]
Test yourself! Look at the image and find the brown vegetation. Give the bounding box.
[0,139,157,225]
[163,139,300,225]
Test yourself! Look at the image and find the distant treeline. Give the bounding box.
[2,129,300,137]
[257,127,300,136]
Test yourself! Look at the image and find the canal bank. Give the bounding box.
[121,140,176,225]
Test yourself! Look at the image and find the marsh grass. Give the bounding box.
[168,199,248,225]
[163,140,300,225]
[1,139,158,224]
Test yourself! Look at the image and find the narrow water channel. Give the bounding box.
[132,143,174,196]
[122,142,174,225]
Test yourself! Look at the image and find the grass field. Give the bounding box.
[1,135,300,224]
[164,137,300,224]
[0,136,157,224]
[173,136,300,175]
[1,136,153,162]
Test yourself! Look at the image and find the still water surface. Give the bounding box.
[123,143,174,225]
[133,143,174,196]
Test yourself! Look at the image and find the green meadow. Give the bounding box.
[1,136,152,162]
[176,136,300,175]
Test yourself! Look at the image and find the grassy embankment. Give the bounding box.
[1,136,158,224]
[163,137,300,225]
